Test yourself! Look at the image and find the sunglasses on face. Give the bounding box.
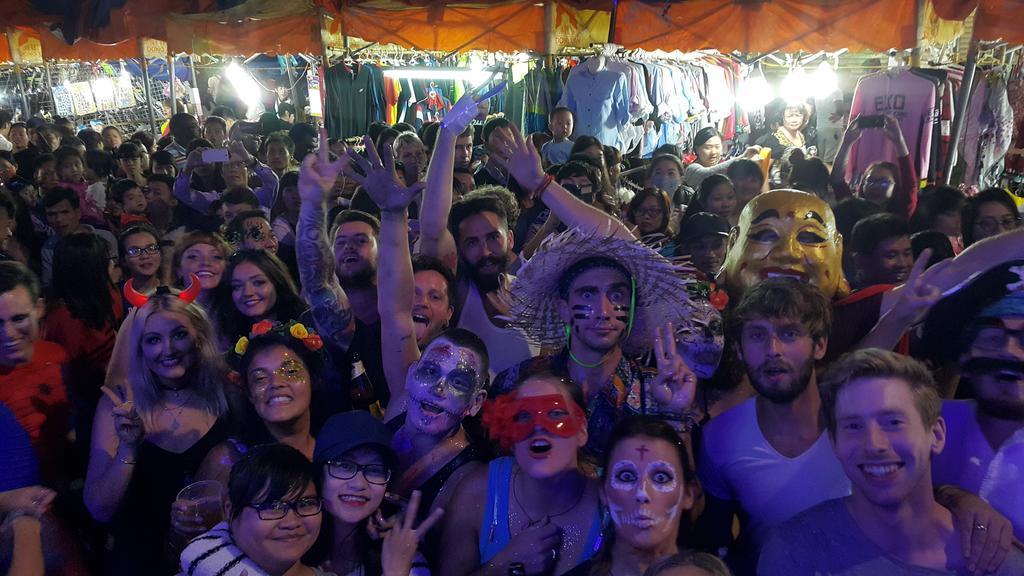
[125,244,161,258]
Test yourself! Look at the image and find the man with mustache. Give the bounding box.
[419,99,539,377]
[925,261,1024,543]
[697,279,849,574]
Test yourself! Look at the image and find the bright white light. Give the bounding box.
[225,61,262,113]
[738,69,773,111]
[810,60,839,99]
[383,68,500,85]
[780,67,810,104]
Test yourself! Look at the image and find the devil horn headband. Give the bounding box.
[123,273,203,308]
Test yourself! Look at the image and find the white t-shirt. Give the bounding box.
[457,278,539,379]
[933,400,1024,540]
[698,397,852,553]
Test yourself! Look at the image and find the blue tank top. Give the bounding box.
[478,457,603,564]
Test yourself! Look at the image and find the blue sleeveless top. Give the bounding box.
[478,457,603,564]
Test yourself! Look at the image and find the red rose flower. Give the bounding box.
[251,319,275,336]
[303,334,324,351]
[710,288,729,311]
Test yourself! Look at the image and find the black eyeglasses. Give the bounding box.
[326,460,391,485]
[249,496,322,520]
[125,244,161,258]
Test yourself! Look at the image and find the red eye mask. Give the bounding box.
[482,394,587,450]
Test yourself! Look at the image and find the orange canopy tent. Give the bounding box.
[931,0,1024,44]
[1,0,1019,62]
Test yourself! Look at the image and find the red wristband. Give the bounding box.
[532,174,555,200]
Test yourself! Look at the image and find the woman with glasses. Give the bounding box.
[119,224,164,297]
[830,114,918,219]
[961,187,1022,248]
[626,188,676,257]
[310,410,442,576]
[181,444,330,576]
[216,249,308,349]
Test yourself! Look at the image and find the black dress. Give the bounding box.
[106,418,230,575]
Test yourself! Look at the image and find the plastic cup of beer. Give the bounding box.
[176,480,224,530]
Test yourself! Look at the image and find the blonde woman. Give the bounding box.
[84,283,231,575]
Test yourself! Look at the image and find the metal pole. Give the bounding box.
[169,53,177,115]
[14,65,30,120]
[44,60,53,101]
[141,57,158,136]
[285,55,300,121]
[944,38,979,185]
[607,0,618,44]
[189,54,202,119]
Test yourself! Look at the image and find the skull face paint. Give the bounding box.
[720,189,849,300]
[405,340,484,436]
[604,437,691,549]
[674,299,725,379]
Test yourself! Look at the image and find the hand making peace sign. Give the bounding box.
[650,322,697,415]
[100,383,144,449]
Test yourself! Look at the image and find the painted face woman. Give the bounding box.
[589,417,697,576]
[441,368,602,576]
[182,320,324,536]
[310,411,442,576]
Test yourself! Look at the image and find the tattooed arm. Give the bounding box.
[296,134,356,352]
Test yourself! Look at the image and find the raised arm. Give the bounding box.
[495,124,634,240]
[173,149,220,213]
[344,136,426,411]
[230,140,280,211]
[829,118,862,201]
[420,94,488,269]
[295,132,356,352]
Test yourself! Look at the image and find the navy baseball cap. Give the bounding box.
[313,410,395,467]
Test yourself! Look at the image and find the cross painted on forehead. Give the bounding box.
[636,444,649,461]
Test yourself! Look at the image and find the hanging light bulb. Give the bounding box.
[779,66,809,104]
[810,60,839,99]
[738,65,773,111]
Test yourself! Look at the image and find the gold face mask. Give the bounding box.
[719,189,849,300]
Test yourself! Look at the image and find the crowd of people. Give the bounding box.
[0,84,1022,576]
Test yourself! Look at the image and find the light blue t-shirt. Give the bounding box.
[541,140,574,166]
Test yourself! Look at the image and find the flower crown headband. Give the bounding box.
[233,319,324,357]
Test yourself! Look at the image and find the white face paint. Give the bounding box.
[604,437,690,547]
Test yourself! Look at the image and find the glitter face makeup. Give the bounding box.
[248,355,307,396]
[405,340,484,435]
